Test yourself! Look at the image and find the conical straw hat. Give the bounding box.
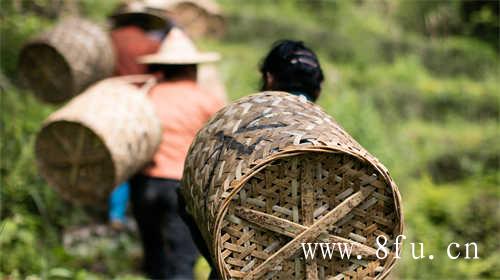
[110,1,169,31]
[138,27,220,65]
[146,0,222,16]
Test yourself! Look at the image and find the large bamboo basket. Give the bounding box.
[35,76,162,205]
[182,92,403,279]
[150,0,225,38]
[18,17,115,104]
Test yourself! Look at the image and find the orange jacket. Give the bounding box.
[143,80,224,180]
[111,26,160,76]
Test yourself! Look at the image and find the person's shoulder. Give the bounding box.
[149,80,198,95]
[197,87,225,111]
[173,80,208,97]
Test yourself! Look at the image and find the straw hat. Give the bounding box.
[138,27,220,65]
[146,0,222,16]
[110,1,169,31]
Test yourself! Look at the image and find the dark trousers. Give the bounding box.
[130,175,198,279]
[177,190,219,280]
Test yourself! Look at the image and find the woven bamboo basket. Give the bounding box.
[162,0,225,38]
[35,76,162,205]
[18,17,115,104]
[182,92,403,279]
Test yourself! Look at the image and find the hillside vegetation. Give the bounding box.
[1,0,499,279]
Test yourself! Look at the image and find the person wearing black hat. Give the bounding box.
[259,40,324,103]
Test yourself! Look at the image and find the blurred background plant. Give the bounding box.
[1,0,499,279]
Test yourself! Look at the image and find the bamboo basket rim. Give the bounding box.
[212,146,404,279]
[38,119,118,186]
[39,76,158,185]
[19,40,76,96]
[182,91,404,279]
[35,119,117,204]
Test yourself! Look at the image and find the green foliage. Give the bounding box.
[395,0,500,51]
[420,37,498,79]
[79,0,120,21]
[395,0,461,35]
[398,178,500,279]
[0,214,44,274]
[348,55,499,121]
[0,13,52,79]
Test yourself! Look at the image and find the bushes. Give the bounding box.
[427,137,499,183]
[349,56,499,121]
[395,0,500,51]
[401,178,500,279]
[420,37,498,79]
[0,215,44,275]
[0,14,52,79]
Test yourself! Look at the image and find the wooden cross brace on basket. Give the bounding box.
[234,185,378,280]
[51,125,87,188]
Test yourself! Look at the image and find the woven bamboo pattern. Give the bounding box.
[35,76,162,205]
[162,0,225,38]
[18,17,115,104]
[182,91,403,279]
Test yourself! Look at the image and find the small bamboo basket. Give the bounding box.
[18,17,115,104]
[35,76,161,205]
[182,92,403,279]
[162,0,225,38]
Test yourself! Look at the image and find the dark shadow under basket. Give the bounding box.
[182,91,403,279]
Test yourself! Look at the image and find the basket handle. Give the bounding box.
[107,74,157,94]
[139,75,157,95]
